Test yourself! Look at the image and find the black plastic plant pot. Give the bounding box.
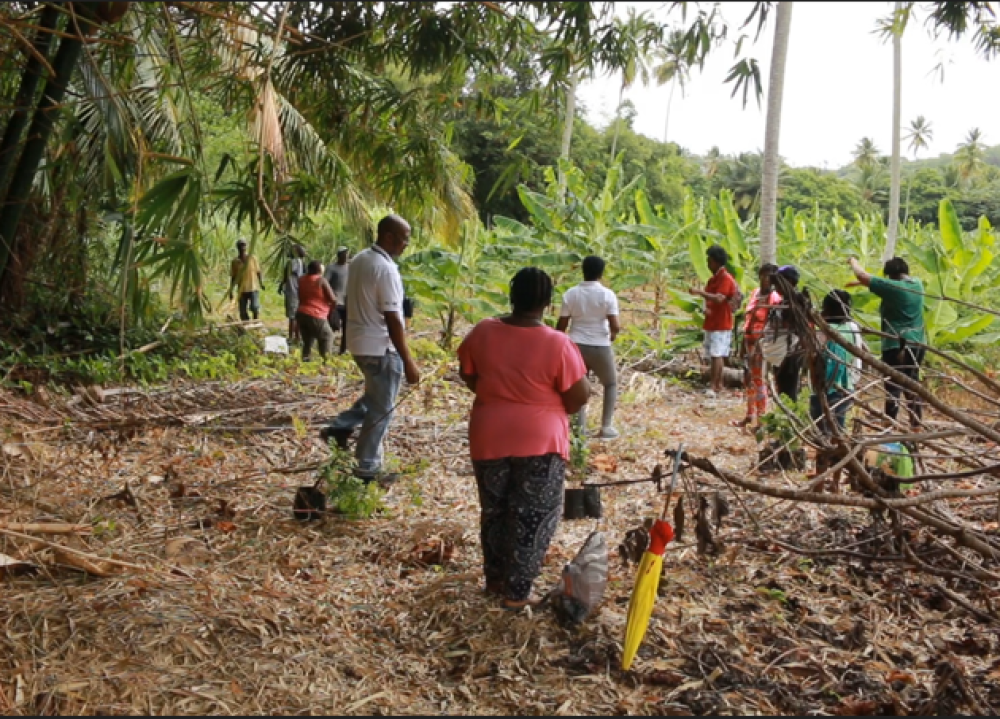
[293,486,327,521]
[583,486,603,519]
[564,488,586,520]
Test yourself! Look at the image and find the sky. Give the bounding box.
[575,2,1000,170]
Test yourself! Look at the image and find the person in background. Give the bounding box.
[733,263,779,430]
[556,255,621,440]
[403,296,415,330]
[810,290,858,435]
[772,265,805,401]
[324,247,351,354]
[280,243,307,343]
[848,256,926,427]
[458,267,590,610]
[228,238,264,321]
[690,244,739,397]
[296,260,337,361]
[844,297,868,388]
[810,290,861,492]
[320,215,421,485]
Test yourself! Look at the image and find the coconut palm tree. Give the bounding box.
[852,139,888,205]
[758,2,793,265]
[609,10,654,162]
[717,152,766,219]
[883,1,909,262]
[560,71,578,164]
[905,116,934,158]
[651,29,692,146]
[858,159,889,205]
[852,137,882,170]
[954,128,987,187]
[903,115,933,222]
[703,146,722,180]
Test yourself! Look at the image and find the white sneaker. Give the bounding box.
[705,389,718,398]
[598,427,620,440]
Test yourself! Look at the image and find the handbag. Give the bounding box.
[759,308,798,367]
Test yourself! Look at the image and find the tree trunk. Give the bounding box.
[0,32,85,284]
[884,0,904,262]
[558,72,578,200]
[0,4,61,200]
[609,80,625,162]
[758,2,793,266]
[663,75,677,145]
[560,72,578,162]
[903,173,913,225]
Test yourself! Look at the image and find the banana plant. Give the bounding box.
[657,190,756,349]
[402,221,510,348]
[900,200,996,349]
[510,159,653,294]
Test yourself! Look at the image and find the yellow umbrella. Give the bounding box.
[621,447,682,672]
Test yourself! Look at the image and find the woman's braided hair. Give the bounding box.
[510,267,553,314]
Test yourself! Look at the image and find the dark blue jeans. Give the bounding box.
[810,390,852,436]
[238,291,260,321]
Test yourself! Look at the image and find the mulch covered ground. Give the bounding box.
[1,365,998,715]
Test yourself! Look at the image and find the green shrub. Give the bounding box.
[320,448,386,519]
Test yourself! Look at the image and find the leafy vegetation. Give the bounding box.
[320,447,387,520]
[1,2,1000,379]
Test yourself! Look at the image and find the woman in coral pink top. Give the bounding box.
[457,268,590,610]
[734,263,780,430]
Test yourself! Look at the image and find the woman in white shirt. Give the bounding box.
[556,256,621,440]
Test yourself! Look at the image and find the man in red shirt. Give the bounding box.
[690,245,739,396]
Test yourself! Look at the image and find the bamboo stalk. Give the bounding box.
[0,528,146,572]
[0,522,91,535]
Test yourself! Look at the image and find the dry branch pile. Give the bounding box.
[2,360,1000,715]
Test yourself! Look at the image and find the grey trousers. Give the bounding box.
[297,313,333,360]
[575,343,617,430]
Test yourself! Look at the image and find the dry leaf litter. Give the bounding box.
[1,367,999,716]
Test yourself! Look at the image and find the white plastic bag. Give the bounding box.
[264,336,289,355]
[550,531,608,625]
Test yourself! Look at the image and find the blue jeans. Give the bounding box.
[330,352,403,478]
[810,390,852,436]
[239,291,260,321]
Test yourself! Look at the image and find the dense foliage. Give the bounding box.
[1,1,999,381]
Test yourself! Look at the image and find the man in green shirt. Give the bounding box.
[848,256,926,427]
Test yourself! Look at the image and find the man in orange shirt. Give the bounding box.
[690,245,739,396]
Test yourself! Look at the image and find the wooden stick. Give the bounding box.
[0,522,91,535]
[812,313,1000,446]
[0,528,146,572]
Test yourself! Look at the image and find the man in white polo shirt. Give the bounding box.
[556,255,621,440]
[321,215,421,484]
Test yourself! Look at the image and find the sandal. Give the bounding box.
[730,418,751,428]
